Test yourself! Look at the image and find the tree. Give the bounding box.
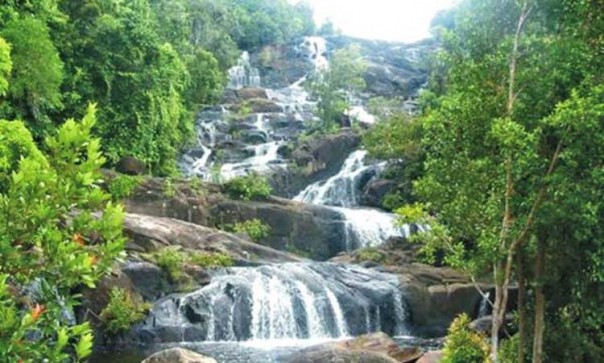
[397,0,604,361]
[0,37,11,96]
[306,45,368,130]
[1,16,64,138]
[0,104,125,362]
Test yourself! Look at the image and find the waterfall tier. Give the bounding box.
[136,263,409,343]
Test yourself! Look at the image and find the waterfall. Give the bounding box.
[294,150,417,249]
[294,150,379,207]
[138,263,409,342]
[228,51,261,89]
[300,36,329,71]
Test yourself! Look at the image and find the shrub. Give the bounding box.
[163,177,177,197]
[232,219,271,242]
[355,248,386,263]
[151,247,187,283]
[100,288,150,335]
[498,334,519,363]
[190,252,234,268]
[0,119,47,193]
[0,104,125,362]
[223,173,272,200]
[108,174,144,200]
[442,314,491,363]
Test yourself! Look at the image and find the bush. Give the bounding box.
[442,314,491,363]
[232,219,271,242]
[498,334,519,363]
[0,104,125,362]
[223,173,272,200]
[151,247,187,284]
[355,248,386,263]
[190,252,234,268]
[107,174,145,200]
[100,288,150,335]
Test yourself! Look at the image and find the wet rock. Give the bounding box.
[271,131,361,197]
[245,98,282,113]
[116,156,146,175]
[141,348,217,363]
[235,87,268,100]
[209,197,348,260]
[334,333,423,362]
[361,179,397,208]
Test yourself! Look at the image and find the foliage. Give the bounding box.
[363,113,425,207]
[0,37,11,96]
[107,174,144,200]
[231,219,271,242]
[442,314,491,363]
[185,48,225,105]
[0,119,47,192]
[306,45,368,130]
[223,174,272,201]
[0,104,125,362]
[149,247,187,284]
[397,0,604,361]
[0,16,64,138]
[100,288,150,335]
[355,248,386,263]
[189,251,234,268]
[497,335,518,363]
[163,178,177,198]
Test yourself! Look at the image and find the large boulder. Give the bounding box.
[382,264,485,337]
[123,213,303,264]
[361,179,397,208]
[289,333,422,363]
[416,351,443,363]
[141,348,216,363]
[116,156,146,175]
[235,87,268,100]
[289,347,398,363]
[209,197,348,260]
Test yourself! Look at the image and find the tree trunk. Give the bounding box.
[532,238,545,363]
[517,253,526,362]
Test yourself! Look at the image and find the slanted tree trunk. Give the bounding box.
[532,238,545,363]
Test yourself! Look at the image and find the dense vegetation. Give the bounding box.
[367,0,604,362]
[0,0,314,175]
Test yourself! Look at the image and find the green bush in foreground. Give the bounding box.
[442,314,491,363]
[0,104,125,362]
[100,288,150,335]
[223,173,272,200]
[232,219,271,242]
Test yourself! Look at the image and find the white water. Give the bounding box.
[294,150,415,249]
[228,51,261,89]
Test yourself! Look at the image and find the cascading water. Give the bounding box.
[228,51,261,89]
[136,263,409,343]
[294,150,419,250]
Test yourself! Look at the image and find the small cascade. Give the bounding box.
[300,36,329,71]
[294,150,380,207]
[478,292,492,318]
[137,263,409,343]
[228,51,261,89]
[294,150,419,249]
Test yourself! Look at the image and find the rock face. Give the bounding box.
[141,348,217,363]
[123,212,303,265]
[383,264,485,337]
[209,197,348,260]
[361,179,397,208]
[130,263,409,345]
[270,131,361,198]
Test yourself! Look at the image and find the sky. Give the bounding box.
[290,0,457,43]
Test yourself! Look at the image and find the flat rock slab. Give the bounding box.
[141,348,217,363]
